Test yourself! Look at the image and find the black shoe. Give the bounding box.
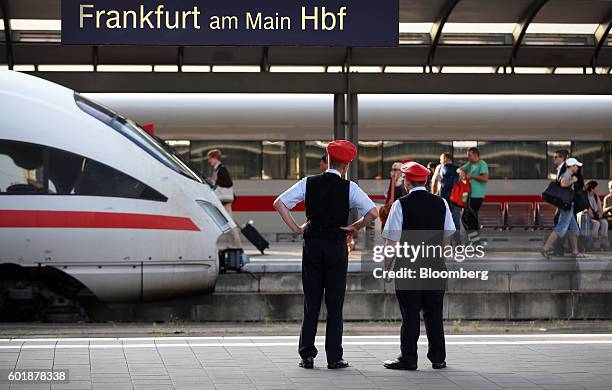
[299,357,314,369]
[383,359,417,370]
[327,359,349,369]
[432,362,447,369]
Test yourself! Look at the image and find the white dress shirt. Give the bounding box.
[382,187,456,242]
[277,169,376,217]
[556,162,564,178]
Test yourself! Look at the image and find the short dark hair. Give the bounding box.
[408,180,426,187]
[441,152,452,161]
[321,154,328,163]
[467,147,480,157]
[585,180,598,192]
[555,149,570,160]
[329,158,348,170]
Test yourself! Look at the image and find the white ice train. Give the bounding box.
[0,71,236,318]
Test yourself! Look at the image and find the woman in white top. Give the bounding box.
[578,180,609,251]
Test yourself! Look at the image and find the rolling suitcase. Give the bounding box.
[241,220,269,254]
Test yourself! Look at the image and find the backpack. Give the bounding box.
[439,163,459,200]
[450,178,471,208]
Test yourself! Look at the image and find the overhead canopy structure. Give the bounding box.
[1,0,612,93]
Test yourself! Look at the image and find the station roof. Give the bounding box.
[1,0,612,94]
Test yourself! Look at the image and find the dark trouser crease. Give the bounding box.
[395,290,446,364]
[299,237,348,364]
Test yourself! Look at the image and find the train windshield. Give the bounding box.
[74,93,202,183]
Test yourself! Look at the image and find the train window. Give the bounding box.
[304,141,329,176]
[572,142,611,179]
[0,140,167,201]
[190,141,263,180]
[478,141,547,179]
[286,141,302,180]
[382,141,453,174]
[0,141,46,194]
[358,141,383,179]
[71,159,163,201]
[74,93,202,184]
[262,141,288,180]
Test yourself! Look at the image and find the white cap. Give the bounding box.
[565,157,583,167]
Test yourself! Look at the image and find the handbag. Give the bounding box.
[450,179,471,208]
[379,178,397,231]
[573,189,589,213]
[542,181,574,210]
[214,185,234,204]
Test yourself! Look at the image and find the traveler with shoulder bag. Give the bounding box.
[206,149,241,248]
[541,158,585,259]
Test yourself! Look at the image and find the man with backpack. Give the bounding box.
[432,153,461,244]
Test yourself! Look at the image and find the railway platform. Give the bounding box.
[78,241,612,323]
[0,322,611,390]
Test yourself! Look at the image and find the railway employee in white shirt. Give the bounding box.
[382,161,455,371]
[273,140,378,370]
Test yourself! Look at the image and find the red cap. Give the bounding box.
[401,161,431,182]
[326,140,357,164]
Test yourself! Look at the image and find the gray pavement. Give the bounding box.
[0,333,610,390]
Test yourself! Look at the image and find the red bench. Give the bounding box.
[479,202,505,229]
[537,202,557,228]
[506,202,536,229]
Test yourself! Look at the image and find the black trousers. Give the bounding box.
[462,197,484,232]
[299,236,348,364]
[395,290,446,364]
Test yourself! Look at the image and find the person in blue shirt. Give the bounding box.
[431,153,461,244]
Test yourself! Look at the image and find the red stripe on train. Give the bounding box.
[232,195,542,212]
[0,210,200,231]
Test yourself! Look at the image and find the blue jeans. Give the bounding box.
[554,205,580,238]
[449,203,462,244]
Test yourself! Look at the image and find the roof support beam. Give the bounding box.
[177,46,184,71]
[591,7,612,68]
[260,47,269,72]
[26,72,612,95]
[427,0,461,70]
[510,0,548,69]
[0,0,13,69]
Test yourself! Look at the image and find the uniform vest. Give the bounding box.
[304,172,350,239]
[397,189,447,291]
[400,190,446,231]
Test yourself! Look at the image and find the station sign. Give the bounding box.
[62,0,399,46]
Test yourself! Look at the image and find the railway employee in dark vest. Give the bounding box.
[382,161,456,371]
[273,140,378,370]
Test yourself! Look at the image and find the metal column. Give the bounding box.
[0,0,14,70]
[333,93,346,141]
[346,93,358,183]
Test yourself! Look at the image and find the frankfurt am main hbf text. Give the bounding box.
[78,4,349,31]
